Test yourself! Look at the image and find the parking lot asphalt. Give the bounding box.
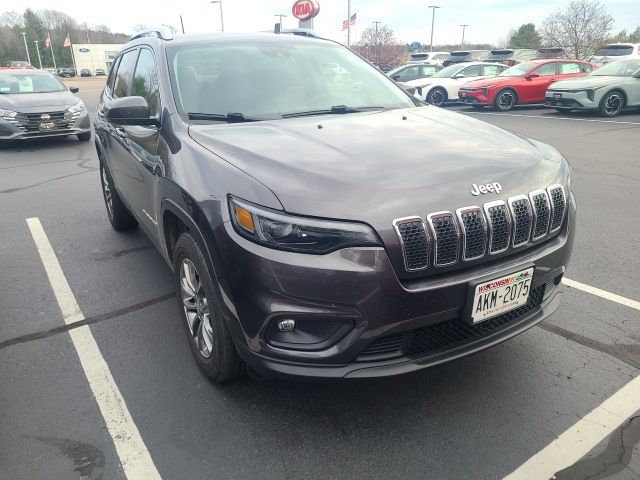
[1,91,639,480]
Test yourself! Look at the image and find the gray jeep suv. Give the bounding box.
[94,28,574,382]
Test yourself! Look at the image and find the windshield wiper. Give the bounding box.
[187,112,259,123]
[282,105,388,118]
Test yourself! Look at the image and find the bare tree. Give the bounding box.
[540,0,614,59]
[38,9,76,30]
[0,11,23,28]
[353,24,408,70]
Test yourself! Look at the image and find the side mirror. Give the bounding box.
[392,74,401,80]
[105,96,158,126]
[525,72,540,80]
[453,73,465,79]
[69,87,79,93]
[396,82,416,95]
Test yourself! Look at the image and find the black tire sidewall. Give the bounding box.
[99,161,137,230]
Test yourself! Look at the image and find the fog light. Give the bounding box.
[277,319,296,332]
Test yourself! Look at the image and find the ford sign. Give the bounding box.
[292,0,320,21]
[79,48,90,53]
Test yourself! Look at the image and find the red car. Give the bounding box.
[459,59,593,111]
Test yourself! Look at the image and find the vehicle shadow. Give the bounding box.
[0,135,88,152]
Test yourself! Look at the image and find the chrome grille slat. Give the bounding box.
[484,201,511,254]
[394,184,567,272]
[456,206,487,261]
[427,212,459,267]
[393,217,430,271]
[529,190,551,240]
[508,195,533,248]
[547,185,566,233]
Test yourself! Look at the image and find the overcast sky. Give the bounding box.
[11,0,639,46]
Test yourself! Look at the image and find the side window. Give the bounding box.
[581,63,593,73]
[398,66,418,78]
[534,62,557,76]
[132,49,160,116]
[113,49,139,98]
[482,65,500,76]
[105,56,121,96]
[560,62,581,74]
[460,65,481,77]
[419,65,437,76]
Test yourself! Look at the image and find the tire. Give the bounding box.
[426,87,447,107]
[99,162,138,231]
[598,90,624,117]
[77,131,91,142]
[173,232,245,382]
[494,89,517,111]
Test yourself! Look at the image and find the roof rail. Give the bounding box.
[275,27,323,39]
[130,26,174,42]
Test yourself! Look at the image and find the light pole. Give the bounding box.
[372,21,381,66]
[275,13,287,28]
[21,32,32,65]
[34,40,43,68]
[427,5,440,52]
[460,24,468,49]
[211,0,225,32]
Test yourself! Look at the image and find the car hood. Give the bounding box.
[461,76,520,88]
[549,76,623,89]
[0,91,78,111]
[189,106,567,229]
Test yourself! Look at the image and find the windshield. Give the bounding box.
[168,40,415,120]
[594,46,634,57]
[590,59,640,76]
[0,72,67,94]
[498,61,537,77]
[433,64,463,78]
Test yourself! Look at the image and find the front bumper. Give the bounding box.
[545,91,596,110]
[459,90,493,105]
[216,195,576,380]
[0,109,90,140]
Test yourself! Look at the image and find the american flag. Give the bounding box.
[342,13,357,31]
[63,34,71,48]
[45,34,51,48]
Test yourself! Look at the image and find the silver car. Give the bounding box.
[545,59,640,117]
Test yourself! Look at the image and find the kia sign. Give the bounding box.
[292,0,320,21]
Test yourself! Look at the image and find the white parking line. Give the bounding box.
[466,111,640,126]
[504,374,640,480]
[26,217,162,480]
[505,278,640,479]
[563,277,640,311]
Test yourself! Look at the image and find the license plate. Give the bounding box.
[40,122,55,130]
[553,92,562,99]
[468,267,534,324]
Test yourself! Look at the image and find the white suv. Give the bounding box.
[590,43,640,66]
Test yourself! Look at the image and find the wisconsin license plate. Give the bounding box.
[469,267,534,324]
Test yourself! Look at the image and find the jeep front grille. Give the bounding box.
[393,185,566,272]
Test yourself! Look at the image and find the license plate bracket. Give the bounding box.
[463,265,535,325]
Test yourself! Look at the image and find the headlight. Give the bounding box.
[67,101,85,114]
[229,197,382,254]
[0,109,17,118]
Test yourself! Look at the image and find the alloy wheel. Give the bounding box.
[180,258,214,359]
[101,166,113,219]
[497,91,515,110]
[603,93,622,116]
[428,89,446,107]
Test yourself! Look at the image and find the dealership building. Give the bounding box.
[71,44,124,73]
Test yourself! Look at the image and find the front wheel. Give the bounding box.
[599,91,624,117]
[494,89,517,111]
[174,233,245,383]
[426,88,447,107]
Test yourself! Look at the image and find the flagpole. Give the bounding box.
[68,33,77,72]
[347,0,351,48]
[48,32,57,70]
